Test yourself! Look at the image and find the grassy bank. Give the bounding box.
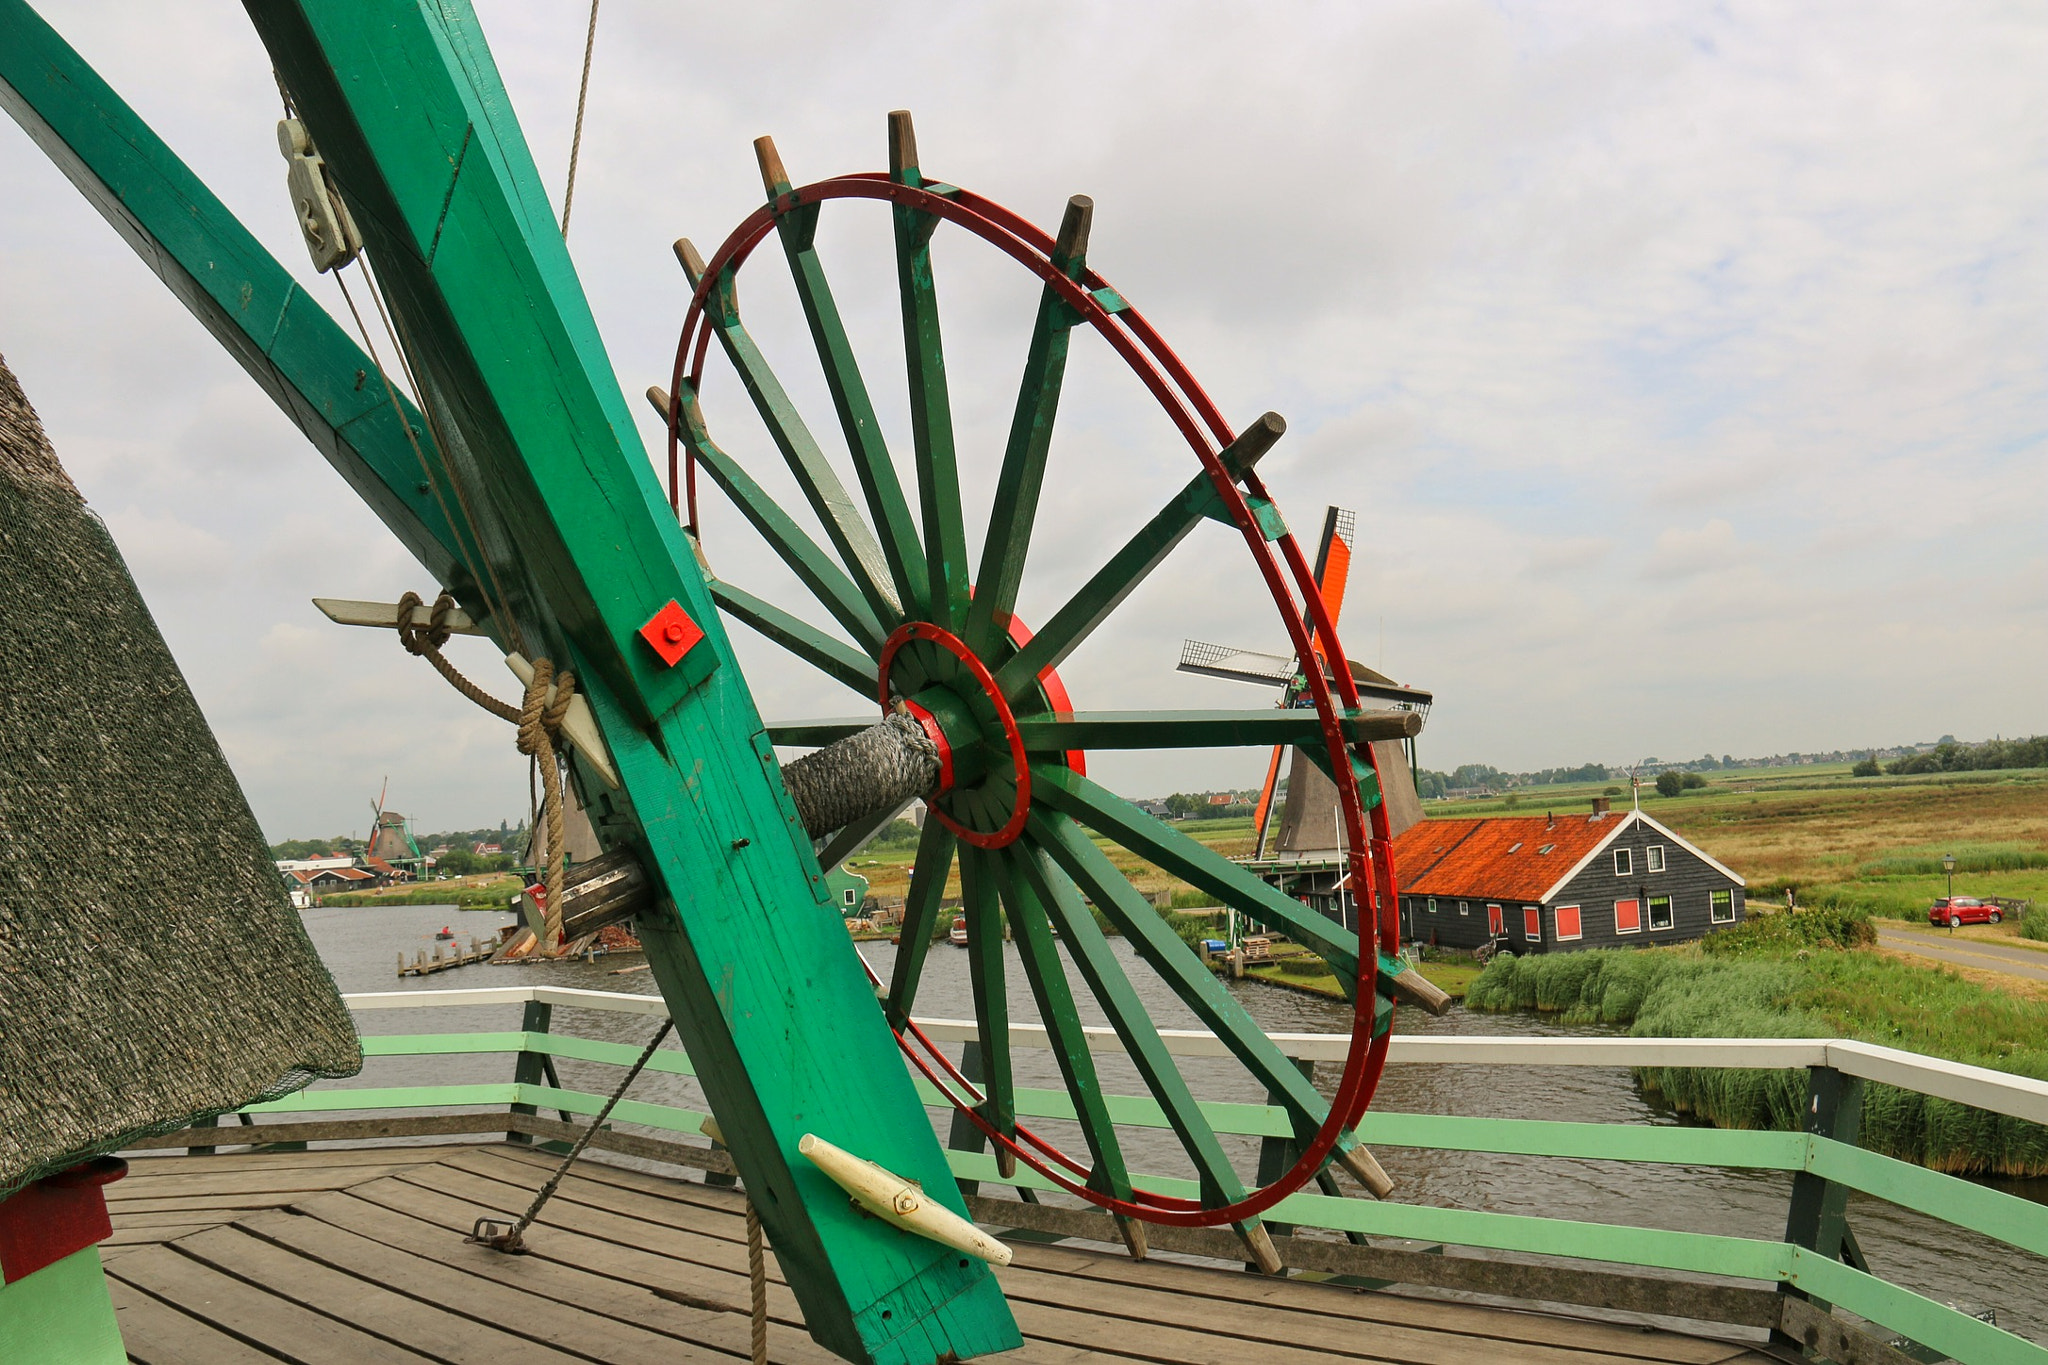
[1465,912,2048,1176]
[317,876,521,909]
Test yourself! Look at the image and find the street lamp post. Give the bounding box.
[1943,853,1957,907]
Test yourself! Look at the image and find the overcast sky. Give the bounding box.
[3,2,2044,841]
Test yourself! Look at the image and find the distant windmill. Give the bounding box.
[1179,508,1432,862]
[364,777,425,876]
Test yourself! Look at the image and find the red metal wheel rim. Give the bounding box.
[877,622,1031,850]
[671,168,1399,1226]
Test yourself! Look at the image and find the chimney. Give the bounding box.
[1590,796,1611,817]
[1546,811,1555,830]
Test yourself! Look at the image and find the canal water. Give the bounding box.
[307,903,2048,1344]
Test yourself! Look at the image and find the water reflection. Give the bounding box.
[302,904,2045,1343]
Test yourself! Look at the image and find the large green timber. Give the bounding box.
[1,1,1018,1359]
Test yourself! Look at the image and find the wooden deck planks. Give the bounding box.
[106,1277,282,1365]
[103,1144,1773,1365]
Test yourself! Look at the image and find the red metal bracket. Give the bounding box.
[638,599,704,668]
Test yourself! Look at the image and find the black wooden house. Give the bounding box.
[1390,799,1746,952]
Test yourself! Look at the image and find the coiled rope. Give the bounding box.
[394,590,574,935]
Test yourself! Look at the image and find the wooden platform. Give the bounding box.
[103,1144,1775,1364]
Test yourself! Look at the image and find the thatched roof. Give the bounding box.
[0,351,360,1197]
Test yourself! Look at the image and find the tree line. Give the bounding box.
[1854,735,2048,777]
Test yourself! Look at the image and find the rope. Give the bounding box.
[560,0,601,238]
[394,590,573,933]
[746,1200,768,1365]
[472,1019,673,1253]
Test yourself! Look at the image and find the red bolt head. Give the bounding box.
[664,623,685,644]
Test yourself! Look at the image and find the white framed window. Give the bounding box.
[1555,904,1583,941]
[1648,895,1674,930]
[1710,889,1735,923]
[1523,906,1542,940]
[843,888,859,906]
[1646,845,1666,873]
[1614,899,1641,934]
[1508,842,1524,853]
[1427,898,1437,914]
[1538,843,1555,855]
[1613,848,1633,876]
[1458,900,1470,916]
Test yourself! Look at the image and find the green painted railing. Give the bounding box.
[218,986,2046,1364]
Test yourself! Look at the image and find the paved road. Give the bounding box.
[1875,923,2048,985]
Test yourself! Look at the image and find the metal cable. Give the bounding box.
[746,1201,768,1365]
[476,1018,673,1253]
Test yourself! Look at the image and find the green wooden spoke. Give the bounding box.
[1006,842,1254,1213]
[957,849,1017,1142]
[668,386,886,653]
[761,147,930,618]
[763,716,874,747]
[987,851,1138,1205]
[815,803,912,873]
[885,821,958,1029]
[691,261,905,627]
[1032,765,1360,979]
[1027,807,1341,1150]
[993,413,1284,700]
[962,196,1092,656]
[1014,708,1420,751]
[706,580,877,700]
[889,112,970,631]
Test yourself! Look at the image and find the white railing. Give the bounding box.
[342,986,2048,1127]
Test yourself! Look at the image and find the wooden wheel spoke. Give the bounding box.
[1015,708,1421,751]
[1032,766,1361,980]
[1026,807,1335,1143]
[987,851,1136,1201]
[885,822,957,1028]
[758,137,930,618]
[707,580,877,699]
[993,414,1285,700]
[676,243,904,628]
[1006,842,1252,1211]
[651,384,886,654]
[762,716,875,747]
[958,849,1017,1136]
[963,196,1093,656]
[889,112,970,631]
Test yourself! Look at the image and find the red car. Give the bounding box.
[1929,897,2002,928]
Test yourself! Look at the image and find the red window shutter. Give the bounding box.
[1555,905,1583,940]
[1523,907,1541,940]
[1614,899,1641,933]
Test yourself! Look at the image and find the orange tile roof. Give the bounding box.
[1390,813,1625,902]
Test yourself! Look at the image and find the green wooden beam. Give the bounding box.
[1014,708,1420,751]
[683,251,905,630]
[667,384,886,655]
[1028,810,1358,1155]
[1032,764,1360,978]
[888,112,969,632]
[884,821,957,1029]
[758,140,928,618]
[989,851,1140,1211]
[992,413,1284,700]
[0,0,481,606]
[709,582,878,701]
[956,850,1017,1145]
[1007,842,1257,1217]
[236,5,1017,1360]
[963,196,1091,656]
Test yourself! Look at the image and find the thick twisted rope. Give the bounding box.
[396,591,574,934]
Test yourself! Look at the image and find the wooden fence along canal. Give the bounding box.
[396,937,494,978]
[121,985,2048,1365]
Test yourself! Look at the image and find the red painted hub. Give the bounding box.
[878,621,1032,849]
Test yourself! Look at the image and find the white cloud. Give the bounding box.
[2,0,2044,835]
